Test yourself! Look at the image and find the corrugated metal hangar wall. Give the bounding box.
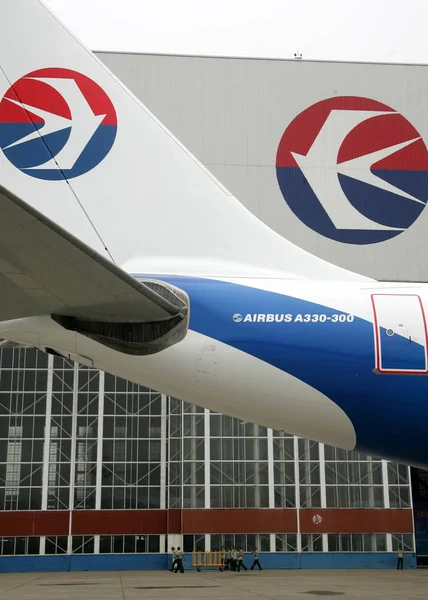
[98,52,428,282]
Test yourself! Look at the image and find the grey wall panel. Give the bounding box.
[96,52,428,281]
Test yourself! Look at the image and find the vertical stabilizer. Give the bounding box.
[0,1,369,280]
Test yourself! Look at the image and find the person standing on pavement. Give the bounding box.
[396,546,404,570]
[237,547,248,572]
[230,546,237,571]
[174,547,185,573]
[169,547,178,572]
[250,547,263,571]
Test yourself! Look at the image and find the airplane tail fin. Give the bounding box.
[0,1,368,281]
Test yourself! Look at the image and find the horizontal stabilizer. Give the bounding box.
[0,184,189,355]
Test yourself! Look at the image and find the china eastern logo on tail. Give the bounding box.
[0,68,117,180]
[276,96,428,244]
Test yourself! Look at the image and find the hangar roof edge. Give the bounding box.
[93,50,428,69]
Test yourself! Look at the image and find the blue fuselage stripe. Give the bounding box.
[138,275,428,467]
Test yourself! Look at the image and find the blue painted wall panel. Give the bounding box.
[300,552,417,569]
[253,552,301,569]
[0,555,70,573]
[70,553,168,571]
[0,552,417,573]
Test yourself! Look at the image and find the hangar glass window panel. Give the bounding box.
[47,488,69,510]
[45,536,68,555]
[324,446,378,462]
[210,462,268,486]
[210,438,268,462]
[5,426,22,497]
[47,416,72,509]
[274,485,295,508]
[325,461,383,486]
[74,481,96,509]
[182,414,204,438]
[301,534,322,552]
[0,418,43,510]
[389,486,411,508]
[0,347,13,369]
[182,462,204,486]
[324,454,385,508]
[168,486,181,508]
[178,400,203,414]
[299,462,320,485]
[103,373,151,395]
[183,438,204,461]
[300,485,321,508]
[100,534,160,553]
[298,439,319,461]
[375,534,387,551]
[325,484,384,508]
[175,486,204,509]
[273,431,294,462]
[210,415,267,438]
[53,355,74,370]
[0,347,47,371]
[72,536,95,554]
[167,399,206,508]
[210,485,269,508]
[274,462,295,485]
[297,441,321,507]
[329,534,346,552]
[328,534,387,552]
[101,483,161,510]
[392,534,414,552]
[387,463,409,485]
[275,534,297,552]
[0,349,64,511]
[74,371,98,512]
[169,463,182,487]
[101,486,160,510]
[48,454,71,485]
[209,413,273,510]
[0,536,40,555]
[211,534,270,552]
[101,384,162,511]
[183,534,205,552]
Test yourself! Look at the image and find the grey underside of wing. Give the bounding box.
[0,184,182,324]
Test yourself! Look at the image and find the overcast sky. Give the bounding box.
[43,0,426,64]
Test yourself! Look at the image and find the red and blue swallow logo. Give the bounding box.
[0,67,117,180]
[276,96,428,245]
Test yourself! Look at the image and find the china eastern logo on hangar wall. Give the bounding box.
[276,96,428,244]
[0,68,117,180]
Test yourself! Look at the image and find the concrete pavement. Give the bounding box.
[0,568,426,600]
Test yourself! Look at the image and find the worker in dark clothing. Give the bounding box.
[174,547,185,573]
[230,546,237,571]
[250,547,263,570]
[397,546,404,570]
[237,547,248,572]
[169,547,178,572]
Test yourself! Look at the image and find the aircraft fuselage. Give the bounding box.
[1,276,427,468]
